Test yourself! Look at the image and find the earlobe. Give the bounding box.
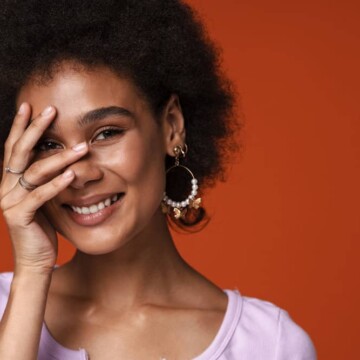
[163,94,186,155]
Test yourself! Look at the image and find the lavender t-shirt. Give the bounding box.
[0,272,317,359]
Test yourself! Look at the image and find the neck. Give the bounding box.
[59,212,196,308]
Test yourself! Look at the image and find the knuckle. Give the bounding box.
[30,118,43,130]
[11,140,25,156]
[0,197,8,211]
[61,149,75,162]
[52,176,65,192]
[2,208,25,229]
[30,189,44,203]
[53,176,63,188]
[2,207,14,223]
[4,138,13,152]
[28,161,42,177]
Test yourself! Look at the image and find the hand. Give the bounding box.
[0,103,88,274]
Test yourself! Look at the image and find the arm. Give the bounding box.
[0,270,52,360]
[0,103,88,359]
[275,309,317,360]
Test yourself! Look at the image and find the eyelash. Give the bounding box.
[93,127,124,141]
[35,127,124,152]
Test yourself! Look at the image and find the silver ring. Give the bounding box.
[5,166,25,175]
[18,175,37,191]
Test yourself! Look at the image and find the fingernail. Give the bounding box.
[63,169,74,179]
[18,103,26,115]
[72,142,87,152]
[41,106,54,116]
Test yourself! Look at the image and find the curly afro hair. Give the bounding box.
[0,0,240,229]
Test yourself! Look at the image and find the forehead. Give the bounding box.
[16,61,149,121]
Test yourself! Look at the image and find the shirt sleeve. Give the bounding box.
[275,309,317,360]
[0,272,13,320]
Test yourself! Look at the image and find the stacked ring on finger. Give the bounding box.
[18,175,38,191]
[5,166,25,175]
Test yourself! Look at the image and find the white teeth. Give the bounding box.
[82,207,90,215]
[70,194,121,215]
[89,205,98,214]
[98,202,105,210]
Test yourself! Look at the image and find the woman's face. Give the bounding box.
[16,62,182,254]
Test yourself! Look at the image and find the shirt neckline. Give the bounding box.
[193,289,243,359]
[42,289,243,360]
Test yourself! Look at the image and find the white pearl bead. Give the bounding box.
[192,184,198,190]
[185,199,190,205]
[167,199,172,205]
[191,179,198,184]
[191,190,197,196]
[181,201,187,207]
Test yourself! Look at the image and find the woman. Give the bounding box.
[0,0,317,359]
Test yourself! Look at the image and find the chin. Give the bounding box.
[55,214,157,257]
[58,225,134,255]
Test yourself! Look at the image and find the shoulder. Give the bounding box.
[221,290,317,360]
[275,307,317,360]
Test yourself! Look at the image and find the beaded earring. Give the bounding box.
[162,144,202,219]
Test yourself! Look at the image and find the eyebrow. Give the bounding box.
[45,106,135,132]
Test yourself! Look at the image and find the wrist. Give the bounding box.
[14,264,54,279]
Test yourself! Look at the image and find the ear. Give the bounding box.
[161,94,186,156]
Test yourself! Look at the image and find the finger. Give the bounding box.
[2,102,32,172]
[2,142,88,205]
[6,105,56,178]
[1,169,75,224]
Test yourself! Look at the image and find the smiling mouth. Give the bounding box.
[63,193,124,215]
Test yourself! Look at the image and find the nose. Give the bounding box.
[67,154,104,189]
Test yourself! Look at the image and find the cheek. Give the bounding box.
[99,134,166,204]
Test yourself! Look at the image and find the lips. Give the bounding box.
[69,193,122,215]
[62,192,125,226]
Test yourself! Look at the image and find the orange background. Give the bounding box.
[1,0,359,358]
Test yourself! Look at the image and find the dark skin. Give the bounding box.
[3,61,228,359]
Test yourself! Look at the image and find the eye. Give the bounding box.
[93,128,124,141]
[35,140,63,152]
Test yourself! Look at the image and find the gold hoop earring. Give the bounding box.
[162,144,202,219]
